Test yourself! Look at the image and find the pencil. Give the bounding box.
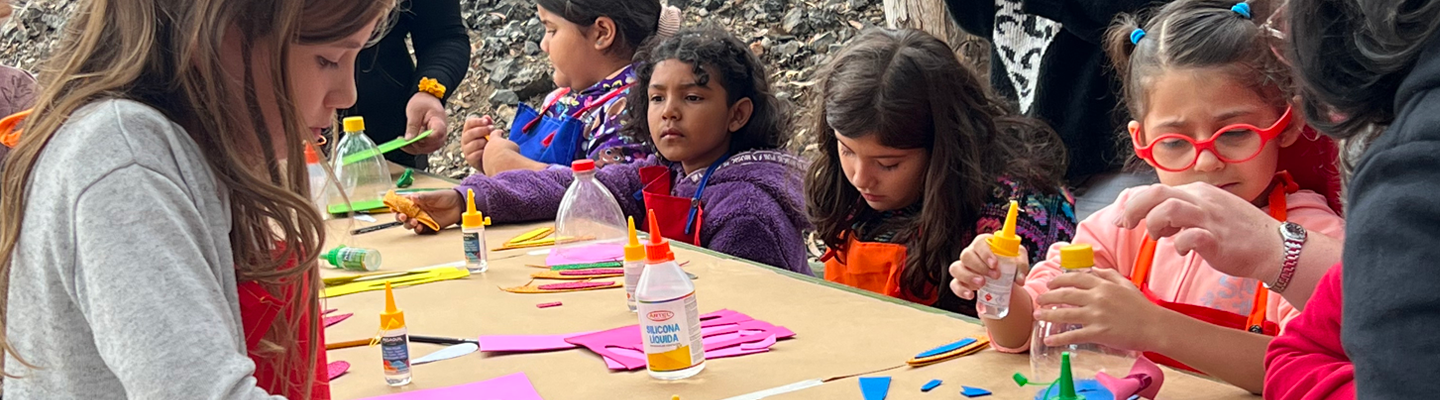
[325,338,372,350]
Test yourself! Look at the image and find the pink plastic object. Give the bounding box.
[323,313,353,328]
[1096,355,1165,399]
[536,301,563,308]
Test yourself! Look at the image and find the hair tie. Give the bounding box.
[657,5,683,38]
[1129,28,1147,45]
[1231,2,1252,19]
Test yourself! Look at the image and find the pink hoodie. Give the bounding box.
[993,188,1346,353]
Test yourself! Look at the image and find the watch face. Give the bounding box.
[1282,222,1306,238]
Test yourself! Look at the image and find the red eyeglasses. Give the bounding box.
[1132,107,1294,172]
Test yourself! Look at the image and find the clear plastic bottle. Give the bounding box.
[329,116,391,209]
[379,281,411,386]
[323,245,381,272]
[461,189,492,273]
[1031,244,1137,382]
[552,159,627,262]
[979,200,1022,319]
[623,216,646,312]
[304,144,328,215]
[636,209,705,380]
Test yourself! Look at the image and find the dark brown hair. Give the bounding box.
[1105,0,1292,124]
[1289,0,1440,138]
[623,25,787,158]
[806,28,1066,300]
[537,0,661,56]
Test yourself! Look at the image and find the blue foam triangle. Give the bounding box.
[859,376,892,400]
[915,338,978,358]
[921,379,943,392]
[962,386,992,398]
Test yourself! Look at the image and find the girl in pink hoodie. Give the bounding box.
[949,0,1346,394]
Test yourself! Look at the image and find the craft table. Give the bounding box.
[321,167,1256,400]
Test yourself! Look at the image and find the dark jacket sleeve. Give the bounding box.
[406,0,471,104]
[1020,0,1163,44]
[943,0,997,40]
[1342,129,1440,398]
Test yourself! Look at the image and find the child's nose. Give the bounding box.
[1193,148,1226,172]
[849,163,877,189]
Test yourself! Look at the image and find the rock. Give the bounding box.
[809,32,838,53]
[489,89,519,106]
[782,8,805,35]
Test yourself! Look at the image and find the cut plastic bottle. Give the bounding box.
[1031,244,1137,383]
[329,116,391,210]
[550,159,627,265]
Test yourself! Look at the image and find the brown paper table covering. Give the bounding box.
[319,167,1255,400]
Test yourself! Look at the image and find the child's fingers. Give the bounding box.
[1038,326,1094,348]
[948,278,974,300]
[1045,269,1106,291]
[950,260,987,292]
[1034,287,1096,308]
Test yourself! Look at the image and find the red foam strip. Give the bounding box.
[536,302,563,309]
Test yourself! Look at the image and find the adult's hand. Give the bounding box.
[402,93,448,155]
[1115,183,1282,282]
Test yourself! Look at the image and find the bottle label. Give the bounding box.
[624,261,644,309]
[463,232,484,263]
[978,260,1018,312]
[380,333,410,375]
[338,248,369,272]
[638,291,704,372]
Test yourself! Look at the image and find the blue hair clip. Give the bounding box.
[1231,2,1252,18]
[1129,28,1147,45]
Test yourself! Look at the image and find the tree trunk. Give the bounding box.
[882,0,990,78]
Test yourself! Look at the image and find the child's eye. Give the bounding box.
[1157,138,1191,150]
[839,147,855,157]
[685,95,703,102]
[649,94,664,103]
[316,56,339,69]
[879,162,899,171]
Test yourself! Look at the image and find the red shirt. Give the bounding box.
[240,258,330,399]
[1265,264,1354,400]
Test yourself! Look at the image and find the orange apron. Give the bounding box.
[638,155,727,246]
[821,232,937,304]
[1129,172,1297,374]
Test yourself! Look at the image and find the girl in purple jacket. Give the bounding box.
[399,26,812,274]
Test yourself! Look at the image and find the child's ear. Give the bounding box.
[1127,121,1144,145]
[591,16,617,51]
[727,98,755,133]
[1278,106,1305,148]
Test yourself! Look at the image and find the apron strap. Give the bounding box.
[685,153,730,235]
[521,87,573,134]
[1134,172,1297,333]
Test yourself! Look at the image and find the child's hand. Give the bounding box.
[949,234,1029,301]
[397,190,463,234]
[1116,182,1283,282]
[461,116,501,171]
[1033,268,1173,352]
[481,135,524,175]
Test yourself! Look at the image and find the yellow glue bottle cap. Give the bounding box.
[380,281,405,329]
[644,209,675,264]
[624,216,645,262]
[461,189,490,228]
[1059,244,1095,270]
[342,116,365,134]
[987,200,1022,258]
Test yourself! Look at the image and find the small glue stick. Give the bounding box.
[623,216,646,312]
[978,200,1022,319]
[461,189,491,273]
[380,282,411,386]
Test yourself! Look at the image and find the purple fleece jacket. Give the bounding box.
[455,150,813,275]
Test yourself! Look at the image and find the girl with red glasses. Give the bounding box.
[950,0,1346,393]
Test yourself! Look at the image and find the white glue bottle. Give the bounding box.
[461,189,491,273]
[635,209,705,380]
[379,281,411,386]
[978,200,1022,319]
[623,216,645,312]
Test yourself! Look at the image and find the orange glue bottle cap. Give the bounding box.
[461,189,489,228]
[644,209,675,264]
[987,200,1022,258]
[624,216,645,262]
[380,281,405,330]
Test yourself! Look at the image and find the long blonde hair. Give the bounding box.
[0,0,395,395]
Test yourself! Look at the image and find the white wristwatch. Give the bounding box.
[1265,222,1306,294]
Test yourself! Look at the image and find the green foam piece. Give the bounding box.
[341,130,433,165]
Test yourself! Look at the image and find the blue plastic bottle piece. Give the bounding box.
[921,379,942,392]
[962,386,993,398]
[859,376,892,400]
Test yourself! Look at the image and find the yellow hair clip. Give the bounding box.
[418,77,446,99]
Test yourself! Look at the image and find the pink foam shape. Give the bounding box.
[1096,356,1164,399]
[598,343,772,370]
[568,316,794,371]
[358,372,543,400]
[477,331,598,352]
[326,361,350,380]
[323,313,353,328]
[546,243,624,266]
[740,334,777,351]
